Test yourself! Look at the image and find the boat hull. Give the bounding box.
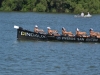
[16,29,100,43]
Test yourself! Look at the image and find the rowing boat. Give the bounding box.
[14,25,100,42]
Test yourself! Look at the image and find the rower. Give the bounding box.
[89,28,100,38]
[89,28,96,37]
[47,27,60,36]
[76,28,87,37]
[34,25,44,34]
[62,27,73,36]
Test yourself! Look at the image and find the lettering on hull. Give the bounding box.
[77,38,84,41]
[61,37,76,41]
[20,31,46,39]
[20,31,99,42]
[86,38,98,42]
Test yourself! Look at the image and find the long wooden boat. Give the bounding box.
[14,25,100,42]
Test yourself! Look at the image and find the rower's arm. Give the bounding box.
[38,29,44,32]
[52,30,57,32]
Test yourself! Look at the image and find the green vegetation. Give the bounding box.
[0,0,100,13]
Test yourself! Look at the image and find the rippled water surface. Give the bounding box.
[0,12,100,75]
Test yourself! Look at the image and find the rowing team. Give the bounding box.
[34,25,100,38]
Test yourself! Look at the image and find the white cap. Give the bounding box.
[47,27,51,29]
[62,27,65,30]
[76,28,79,31]
[14,25,19,29]
[35,25,38,27]
[90,28,93,31]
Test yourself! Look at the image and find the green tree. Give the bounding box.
[1,0,23,11]
[74,4,84,13]
[21,0,36,11]
[0,0,4,7]
[36,3,46,12]
[0,0,100,13]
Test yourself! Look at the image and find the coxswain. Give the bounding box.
[47,27,60,36]
[34,25,44,33]
[76,28,87,37]
[62,27,73,36]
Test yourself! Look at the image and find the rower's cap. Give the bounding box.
[62,27,65,30]
[90,28,93,31]
[35,25,38,27]
[47,27,51,29]
[76,28,79,31]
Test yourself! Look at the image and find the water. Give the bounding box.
[0,12,100,75]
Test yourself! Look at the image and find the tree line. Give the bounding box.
[0,0,100,14]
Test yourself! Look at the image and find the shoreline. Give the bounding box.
[0,11,100,15]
